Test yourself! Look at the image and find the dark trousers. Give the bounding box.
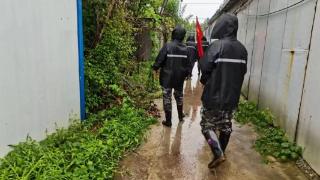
[197,61,200,74]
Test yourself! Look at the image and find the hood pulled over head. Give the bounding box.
[186,35,195,42]
[172,25,186,42]
[211,13,238,40]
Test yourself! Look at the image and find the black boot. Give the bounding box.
[177,105,185,122]
[204,131,225,168]
[219,132,231,153]
[162,111,172,127]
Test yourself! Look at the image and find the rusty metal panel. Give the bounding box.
[258,0,288,117]
[275,0,317,140]
[242,0,259,97]
[297,0,320,174]
[276,50,309,140]
[248,0,271,102]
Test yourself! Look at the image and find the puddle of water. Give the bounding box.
[116,63,307,180]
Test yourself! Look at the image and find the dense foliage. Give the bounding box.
[83,0,187,114]
[235,100,302,162]
[84,7,136,113]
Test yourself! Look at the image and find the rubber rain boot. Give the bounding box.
[205,130,225,169]
[162,111,172,127]
[177,105,185,122]
[219,132,231,153]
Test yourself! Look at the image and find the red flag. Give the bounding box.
[196,17,204,58]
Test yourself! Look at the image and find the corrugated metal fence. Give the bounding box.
[207,0,320,174]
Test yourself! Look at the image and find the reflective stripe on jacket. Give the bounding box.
[153,40,191,89]
[200,13,248,110]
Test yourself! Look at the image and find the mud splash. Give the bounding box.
[115,67,307,180]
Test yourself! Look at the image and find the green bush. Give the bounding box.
[235,100,302,162]
[85,7,136,114]
[0,103,156,180]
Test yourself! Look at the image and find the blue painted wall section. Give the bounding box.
[77,0,86,120]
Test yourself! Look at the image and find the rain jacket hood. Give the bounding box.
[153,26,191,90]
[186,35,198,74]
[172,26,187,42]
[186,35,195,42]
[211,13,238,40]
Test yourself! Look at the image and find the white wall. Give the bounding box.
[0,0,80,156]
[297,0,320,173]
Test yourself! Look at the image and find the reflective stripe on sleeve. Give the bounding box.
[214,58,246,64]
[187,46,196,49]
[167,54,188,58]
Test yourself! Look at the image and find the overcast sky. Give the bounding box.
[181,0,224,22]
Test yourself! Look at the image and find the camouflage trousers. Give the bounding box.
[200,107,234,135]
[162,87,183,113]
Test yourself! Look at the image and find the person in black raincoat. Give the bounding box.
[199,13,248,168]
[186,35,198,78]
[153,26,191,127]
[197,36,209,75]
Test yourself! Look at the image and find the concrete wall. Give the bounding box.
[0,0,81,156]
[207,0,320,174]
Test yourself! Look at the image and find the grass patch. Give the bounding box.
[0,58,160,179]
[235,100,302,162]
[0,103,156,180]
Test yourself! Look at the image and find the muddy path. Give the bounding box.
[116,68,307,180]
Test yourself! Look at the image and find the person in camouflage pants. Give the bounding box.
[153,26,191,127]
[200,108,234,155]
[199,14,248,169]
[162,87,184,117]
[200,109,233,136]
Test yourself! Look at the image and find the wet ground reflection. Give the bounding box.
[116,63,307,180]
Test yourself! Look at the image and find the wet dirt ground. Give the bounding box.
[116,67,307,180]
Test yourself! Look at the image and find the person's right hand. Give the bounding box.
[153,70,159,78]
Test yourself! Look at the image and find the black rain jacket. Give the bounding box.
[186,36,198,74]
[202,38,209,52]
[153,26,191,90]
[200,13,248,110]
